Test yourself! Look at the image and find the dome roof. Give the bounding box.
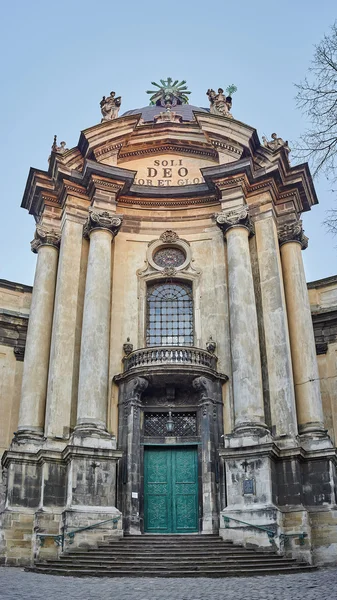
[122,104,209,122]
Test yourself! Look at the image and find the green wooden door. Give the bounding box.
[144,447,198,533]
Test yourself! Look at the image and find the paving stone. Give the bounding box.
[0,566,337,600]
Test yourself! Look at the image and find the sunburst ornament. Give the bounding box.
[146,78,191,107]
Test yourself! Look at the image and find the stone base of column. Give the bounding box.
[224,427,272,449]
[14,427,44,444]
[71,423,117,450]
[299,427,333,451]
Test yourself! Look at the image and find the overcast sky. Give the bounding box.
[0,0,335,285]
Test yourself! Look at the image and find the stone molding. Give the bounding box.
[83,209,123,239]
[278,220,308,250]
[30,226,61,254]
[216,207,254,237]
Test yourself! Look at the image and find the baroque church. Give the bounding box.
[1,79,337,570]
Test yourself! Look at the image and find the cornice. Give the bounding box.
[119,195,219,208]
[201,157,318,214]
[119,143,217,162]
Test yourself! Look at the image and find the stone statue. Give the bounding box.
[207,86,235,118]
[100,91,121,122]
[262,133,291,153]
[51,135,67,154]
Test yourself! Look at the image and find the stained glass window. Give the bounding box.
[146,281,193,347]
[153,247,186,268]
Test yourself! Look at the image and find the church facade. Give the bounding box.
[1,80,337,567]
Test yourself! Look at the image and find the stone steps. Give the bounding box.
[28,534,316,578]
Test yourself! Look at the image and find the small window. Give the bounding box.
[146,281,193,347]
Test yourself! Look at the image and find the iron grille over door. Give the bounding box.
[144,412,197,437]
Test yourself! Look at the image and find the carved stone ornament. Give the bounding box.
[30,226,61,254]
[154,108,183,124]
[160,230,179,243]
[162,266,177,276]
[278,220,308,250]
[123,338,133,356]
[14,346,25,362]
[83,210,123,239]
[216,207,254,237]
[262,133,290,153]
[126,376,149,402]
[100,91,121,122]
[192,376,214,401]
[206,336,216,354]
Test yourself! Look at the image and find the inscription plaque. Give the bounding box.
[243,478,255,495]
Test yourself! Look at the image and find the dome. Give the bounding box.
[122,104,209,122]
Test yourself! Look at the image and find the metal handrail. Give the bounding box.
[223,515,276,540]
[36,516,121,550]
[66,516,121,544]
[222,515,307,546]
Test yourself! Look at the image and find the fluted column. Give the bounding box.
[216,208,267,434]
[17,227,60,438]
[279,221,325,436]
[76,210,122,431]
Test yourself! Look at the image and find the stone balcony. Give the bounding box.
[118,346,223,385]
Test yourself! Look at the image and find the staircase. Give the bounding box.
[28,535,316,578]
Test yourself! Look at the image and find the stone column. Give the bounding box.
[44,216,86,439]
[255,215,297,440]
[76,210,122,432]
[279,221,325,436]
[17,227,60,438]
[216,208,267,434]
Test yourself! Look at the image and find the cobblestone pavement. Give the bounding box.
[0,567,336,600]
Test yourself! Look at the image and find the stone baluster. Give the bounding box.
[76,210,123,432]
[278,221,326,437]
[17,227,60,438]
[216,208,267,434]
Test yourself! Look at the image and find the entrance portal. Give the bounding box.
[144,447,198,533]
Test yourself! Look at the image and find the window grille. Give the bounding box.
[144,412,197,437]
[146,281,193,346]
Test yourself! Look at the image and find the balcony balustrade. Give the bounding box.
[123,346,217,373]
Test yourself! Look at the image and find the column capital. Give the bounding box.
[83,209,123,239]
[216,207,254,238]
[30,226,61,254]
[278,220,308,250]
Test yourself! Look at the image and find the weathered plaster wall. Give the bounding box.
[0,282,32,459]
[308,277,337,444]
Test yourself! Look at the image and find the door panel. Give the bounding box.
[144,447,198,533]
[144,448,171,532]
[172,448,198,532]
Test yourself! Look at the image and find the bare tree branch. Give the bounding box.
[294,22,337,232]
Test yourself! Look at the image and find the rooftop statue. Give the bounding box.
[51,135,67,154]
[207,85,237,118]
[262,133,291,153]
[146,78,191,107]
[100,91,121,122]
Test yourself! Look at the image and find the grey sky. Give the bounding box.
[0,0,335,285]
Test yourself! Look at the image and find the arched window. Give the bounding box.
[146,281,193,347]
